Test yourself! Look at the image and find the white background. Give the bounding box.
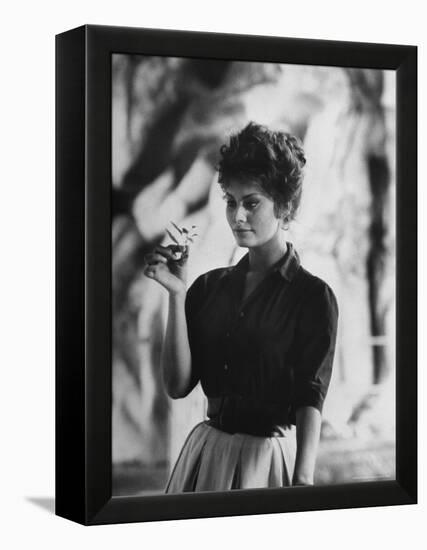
[0,1,423,547]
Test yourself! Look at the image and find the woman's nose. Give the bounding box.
[235,205,247,224]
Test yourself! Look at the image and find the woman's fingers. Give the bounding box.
[145,246,189,268]
[144,251,169,265]
[144,261,164,278]
[143,243,189,291]
[143,262,185,294]
[155,245,176,259]
[144,264,156,278]
[144,245,178,264]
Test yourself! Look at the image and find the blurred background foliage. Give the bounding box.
[112,55,395,495]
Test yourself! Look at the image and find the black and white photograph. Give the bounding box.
[111,55,397,496]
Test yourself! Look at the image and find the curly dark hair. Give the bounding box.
[217,122,306,223]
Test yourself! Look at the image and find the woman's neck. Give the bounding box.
[247,236,288,273]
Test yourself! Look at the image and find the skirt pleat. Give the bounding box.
[165,421,296,494]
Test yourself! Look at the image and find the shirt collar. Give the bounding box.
[231,242,300,282]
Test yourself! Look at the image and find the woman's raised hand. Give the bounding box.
[144,244,189,296]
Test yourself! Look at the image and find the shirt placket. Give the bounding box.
[223,269,266,389]
[221,271,247,390]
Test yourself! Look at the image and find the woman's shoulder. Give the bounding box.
[187,265,233,294]
[297,265,332,290]
[295,265,338,311]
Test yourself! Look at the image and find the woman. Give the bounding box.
[144,122,338,492]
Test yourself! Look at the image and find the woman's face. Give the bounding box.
[224,178,282,249]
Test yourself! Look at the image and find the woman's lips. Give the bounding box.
[234,229,252,232]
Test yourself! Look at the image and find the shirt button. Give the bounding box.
[240,311,245,318]
[224,364,228,371]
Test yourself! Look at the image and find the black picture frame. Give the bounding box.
[55,24,417,526]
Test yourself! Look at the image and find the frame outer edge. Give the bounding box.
[55,25,87,525]
[88,481,414,525]
[395,45,417,502]
[61,24,418,525]
[85,25,114,523]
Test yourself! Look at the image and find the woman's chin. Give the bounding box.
[233,235,254,246]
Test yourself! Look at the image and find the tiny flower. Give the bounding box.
[166,221,198,265]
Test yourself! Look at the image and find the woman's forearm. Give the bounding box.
[293,406,322,485]
[161,291,194,399]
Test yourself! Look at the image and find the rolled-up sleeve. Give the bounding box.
[185,274,207,387]
[293,281,338,414]
[185,274,206,323]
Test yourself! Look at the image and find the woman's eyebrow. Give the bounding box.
[224,192,262,199]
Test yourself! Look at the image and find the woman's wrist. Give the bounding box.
[169,286,186,300]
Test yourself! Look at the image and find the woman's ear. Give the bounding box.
[280,217,289,230]
[274,202,290,229]
[279,207,290,230]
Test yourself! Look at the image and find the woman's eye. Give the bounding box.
[225,199,258,209]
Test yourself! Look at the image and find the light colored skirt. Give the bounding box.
[165,421,297,493]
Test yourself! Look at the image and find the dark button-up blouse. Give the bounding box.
[185,242,338,436]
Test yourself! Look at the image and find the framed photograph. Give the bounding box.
[56,24,417,525]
